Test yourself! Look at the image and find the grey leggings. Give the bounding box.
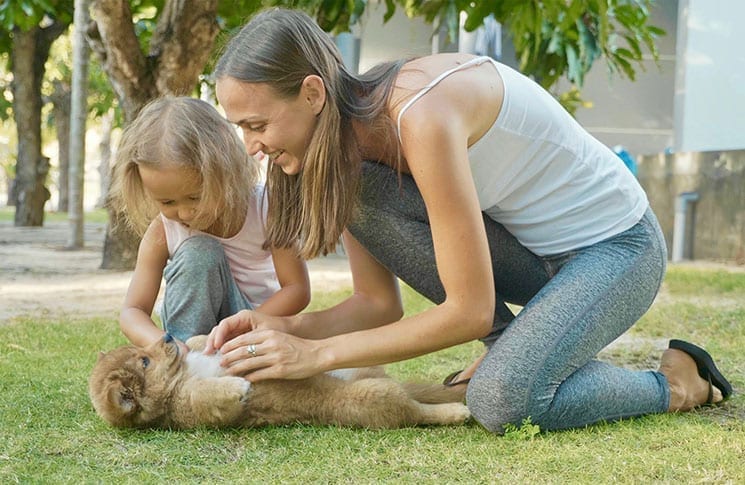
[348,162,669,432]
[160,236,253,342]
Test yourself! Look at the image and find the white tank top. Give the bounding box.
[396,56,648,256]
[161,185,280,307]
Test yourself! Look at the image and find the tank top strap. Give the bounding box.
[396,56,493,143]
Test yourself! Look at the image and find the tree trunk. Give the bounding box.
[68,0,92,249]
[12,27,49,226]
[101,209,140,269]
[10,21,70,226]
[89,0,219,269]
[51,80,72,212]
[5,177,16,206]
[94,109,114,209]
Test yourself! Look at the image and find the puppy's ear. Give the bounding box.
[107,375,139,415]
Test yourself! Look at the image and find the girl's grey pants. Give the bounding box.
[348,162,670,432]
[160,236,253,342]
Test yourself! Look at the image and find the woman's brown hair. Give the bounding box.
[214,8,405,259]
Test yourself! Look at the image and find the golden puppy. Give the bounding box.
[89,334,470,430]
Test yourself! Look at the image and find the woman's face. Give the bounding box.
[216,77,321,175]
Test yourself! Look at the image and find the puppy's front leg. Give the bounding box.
[185,335,208,351]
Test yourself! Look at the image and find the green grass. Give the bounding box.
[0,206,109,224]
[1,268,744,483]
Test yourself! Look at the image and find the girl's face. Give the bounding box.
[139,164,204,229]
[215,76,324,175]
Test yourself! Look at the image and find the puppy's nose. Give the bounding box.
[163,333,174,343]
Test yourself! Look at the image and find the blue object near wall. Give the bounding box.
[613,145,638,177]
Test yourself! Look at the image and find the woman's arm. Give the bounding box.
[254,246,311,316]
[207,232,403,341]
[207,57,500,379]
[119,218,170,347]
[288,231,404,338]
[208,96,496,379]
[315,90,498,368]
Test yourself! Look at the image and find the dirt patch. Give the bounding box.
[1,218,740,346]
[0,220,352,324]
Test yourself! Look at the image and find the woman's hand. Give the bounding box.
[203,309,292,354]
[203,310,325,381]
[214,328,327,382]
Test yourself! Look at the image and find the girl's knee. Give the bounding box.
[172,236,225,268]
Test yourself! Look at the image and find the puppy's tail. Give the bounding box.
[402,382,466,404]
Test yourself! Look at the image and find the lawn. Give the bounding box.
[1,268,743,483]
[0,206,109,224]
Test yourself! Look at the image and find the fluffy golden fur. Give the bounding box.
[89,334,470,430]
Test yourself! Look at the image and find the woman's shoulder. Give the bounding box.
[394,54,487,87]
[391,54,504,144]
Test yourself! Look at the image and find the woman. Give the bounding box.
[205,8,731,433]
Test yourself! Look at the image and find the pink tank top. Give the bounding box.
[161,185,280,307]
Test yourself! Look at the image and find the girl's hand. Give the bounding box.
[203,310,293,354]
[216,328,326,381]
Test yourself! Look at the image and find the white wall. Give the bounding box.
[347,0,744,156]
[674,0,745,151]
[355,1,433,72]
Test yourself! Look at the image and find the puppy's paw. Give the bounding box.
[442,403,471,424]
[207,377,251,425]
[185,335,208,351]
[219,377,251,403]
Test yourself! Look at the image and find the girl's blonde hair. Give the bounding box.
[108,96,260,236]
[214,8,405,259]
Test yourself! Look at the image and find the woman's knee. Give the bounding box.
[465,373,530,434]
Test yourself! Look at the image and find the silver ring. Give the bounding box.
[247,344,257,357]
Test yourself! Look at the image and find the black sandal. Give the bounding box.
[669,339,733,402]
[443,369,471,387]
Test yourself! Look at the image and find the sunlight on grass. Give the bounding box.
[664,266,745,295]
[0,206,108,224]
[1,269,744,482]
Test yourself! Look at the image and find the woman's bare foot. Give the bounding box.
[446,352,486,386]
[658,347,723,411]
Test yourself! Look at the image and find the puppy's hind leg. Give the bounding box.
[176,377,251,428]
[324,378,470,428]
[410,401,471,426]
[402,382,466,404]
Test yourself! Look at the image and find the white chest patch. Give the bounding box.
[184,352,229,379]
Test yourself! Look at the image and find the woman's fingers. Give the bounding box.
[218,330,322,381]
[203,310,255,354]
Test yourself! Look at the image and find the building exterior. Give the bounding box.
[339,0,744,262]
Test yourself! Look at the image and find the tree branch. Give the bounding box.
[151,0,219,95]
[89,0,152,120]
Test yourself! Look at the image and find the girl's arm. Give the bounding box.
[119,218,170,347]
[253,246,311,316]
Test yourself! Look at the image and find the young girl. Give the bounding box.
[108,96,310,350]
[204,9,731,433]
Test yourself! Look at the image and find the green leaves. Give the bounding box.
[0,0,73,32]
[377,0,665,113]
